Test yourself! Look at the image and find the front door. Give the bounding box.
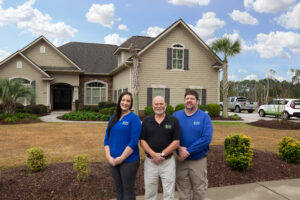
[53,84,72,110]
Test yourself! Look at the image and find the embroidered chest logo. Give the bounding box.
[122,121,129,125]
[193,121,200,126]
[165,124,172,129]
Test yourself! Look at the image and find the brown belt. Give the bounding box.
[145,152,172,160]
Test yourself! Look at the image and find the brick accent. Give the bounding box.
[79,75,113,109]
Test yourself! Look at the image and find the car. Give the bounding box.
[220,96,257,113]
[258,99,300,120]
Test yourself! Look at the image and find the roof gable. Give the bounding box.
[138,19,223,64]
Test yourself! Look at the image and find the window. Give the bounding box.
[186,88,206,106]
[40,46,46,53]
[17,61,22,69]
[12,78,31,105]
[85,81,107,105]
[153,88,165,99]
[147,87,170,106]
[113,88,129,102]
[193,89,202,105]
[172,44,183,69]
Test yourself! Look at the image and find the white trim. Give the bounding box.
[170,69,184,72]
[217,70,220,103]
[40,45,46,53]
[16,61,22,69]
[47,81,50,106]
[84,80,108,105]
[150,85,166,88]
[171,43,185,48]
[188,86,204,89]
[9,76,32,83]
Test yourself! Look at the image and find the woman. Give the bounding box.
[104,92,141,200]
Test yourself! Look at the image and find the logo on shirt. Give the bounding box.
[122,121,129,126]
[165,124,172,129]
[193,121,200,126]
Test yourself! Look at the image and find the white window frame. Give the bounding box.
[10,77,32,105]
[172,44,184,70]
[151,85,166,100]
[40,46,46,53]
[17,61,22,69]
[84,80,108,105]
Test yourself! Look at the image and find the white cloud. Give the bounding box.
[239,69,248,74]
[275,3,300,30]
[118,24,128,31]
[143,26,164,37]
[0,49,10,61]
[189,12,225,42]
[244,74,259,81]
[0,0,77,42]
[168,0,210,6]
[244,0,296,13]
[86,3,118,28]
[266,70,285,81]
[228,74,238,81]
[249,31,300,58]
[104,33,126,45]
[229,10,258,25]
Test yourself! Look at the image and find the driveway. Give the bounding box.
[225,111,300,123]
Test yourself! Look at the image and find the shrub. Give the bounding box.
[224,134,253,170]
[175,104,185,112]
[98,102,117,109]
[198,104,206,111]
[24,104,48,114]
[99,107,115,116]
[205,104,220,118]
[26,147,47,172]
[4,115,19,123]
[73,155,89,182]
[15,103,24,113]
[0,104,3,113]
[278,137,300,163]
[231,114,241,120]
[80,106,99,112]
[144,106,154,116]
[75,100,80,112]
[101,114,111,121]
[166,105,174,115]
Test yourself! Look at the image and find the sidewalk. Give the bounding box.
[113,178,300,200]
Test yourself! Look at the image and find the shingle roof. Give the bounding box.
[119,36,154,49]
[58,42,118,74]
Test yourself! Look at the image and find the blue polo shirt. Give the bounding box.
[104,112,141,162]
[173,109,213,160]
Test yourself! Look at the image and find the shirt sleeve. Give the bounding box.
[172,117,181,141]
[186,114,213,155]
[128,114,142,150]
[140,118,148,141]
[104,116,113,146]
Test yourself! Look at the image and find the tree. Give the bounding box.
[211,37,241,118]
[129,43,140,114]
[0,79,33,114]
[290,69,300,85]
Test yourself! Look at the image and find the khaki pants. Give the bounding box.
[176,157,207,200]
[144,156,176,200]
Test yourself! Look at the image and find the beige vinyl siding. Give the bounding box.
[138,24,219,110]
[113,67,130,91]
[23,40,72,67]
[48,72,80,86]
[0,55,48,105]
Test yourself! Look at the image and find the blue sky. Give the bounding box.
[0,0,299,81]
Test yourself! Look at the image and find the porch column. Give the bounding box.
[72,86,79,111]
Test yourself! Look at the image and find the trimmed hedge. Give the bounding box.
[144,106,154,116]
[98,102,117,109]
[24,104,48,114]
[166,105,174,115]
[198,104,206,111]
[61,111,110,121]
[205,104,220,118]
[26,147,47,172]
[99,107,116,116]
[224,134,253,170]
[175,104,185,112]
[278,137,300,163]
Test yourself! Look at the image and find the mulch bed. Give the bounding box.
[247,119,300,130]
[1,145,299,200]
[0,118,41,125]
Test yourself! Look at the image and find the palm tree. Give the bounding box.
[211,37,241,118]
[0,79,33,114]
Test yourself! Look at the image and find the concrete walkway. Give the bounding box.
[117,178,300,200]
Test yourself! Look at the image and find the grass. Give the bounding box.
[0,121,299,170]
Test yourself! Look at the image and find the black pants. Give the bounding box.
[109,160,140,200]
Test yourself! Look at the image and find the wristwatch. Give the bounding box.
[160,152,166,158]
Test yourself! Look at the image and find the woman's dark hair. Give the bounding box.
[107,92,133,137]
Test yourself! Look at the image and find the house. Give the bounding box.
[0,19,223,112]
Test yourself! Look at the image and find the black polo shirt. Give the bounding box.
[140,114,181,153]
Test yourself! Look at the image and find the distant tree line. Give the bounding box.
[220,69,300,105]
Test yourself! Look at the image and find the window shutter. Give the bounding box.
[202,89,206,106]
[167,48,172,69]
[147,88,152,106]
[30,81,36,105]
[184,49,189,70]
[165,88,170,105]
